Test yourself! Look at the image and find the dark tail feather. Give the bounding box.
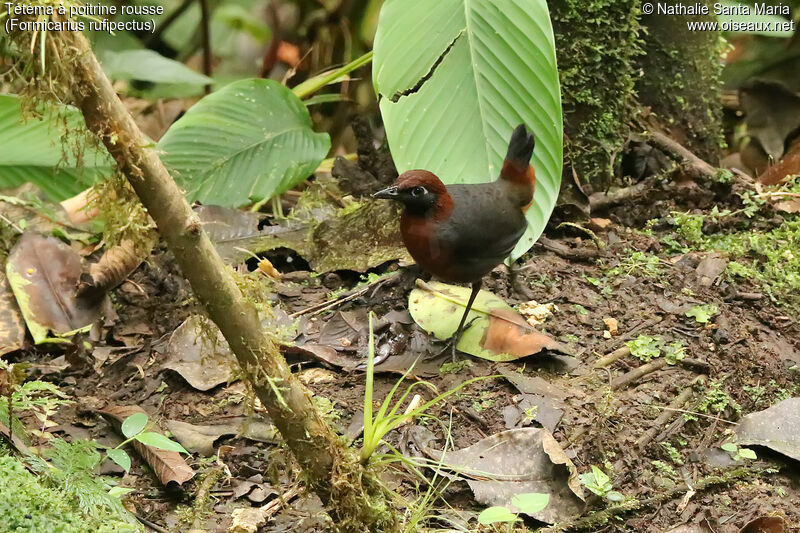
[505,124,535,169]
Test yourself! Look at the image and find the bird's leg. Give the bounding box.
[450,280,482,362]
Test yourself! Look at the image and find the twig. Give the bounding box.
[288,273,400,318]
[589,132,719,211]
[536,236,600,262]
[610,358,668,390]
[135,514,171,533]
[198,0,212,94]
[593,346,630,369]
[649,132,719,181]
[636,386,695,449]
[649,406,738,425]
[539,467,768,532]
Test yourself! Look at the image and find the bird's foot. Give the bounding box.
[437,317,480,362]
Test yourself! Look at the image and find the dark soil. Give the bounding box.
[14,195,800,533]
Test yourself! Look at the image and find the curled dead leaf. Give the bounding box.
[101,405,194,487]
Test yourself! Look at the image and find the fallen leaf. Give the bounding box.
[740,516,787,533]
[6,233,106,344]
[695,253,728,287]
[409,280,567,362]
[416,428,584,523]
[739,80,800,164]
[166,418,277,456]
[759,133,800,186]
[0,269,25,355]
[101,405,194,487]
[163,315,239,391]
[196,204,309,265]
[736,397,800,462]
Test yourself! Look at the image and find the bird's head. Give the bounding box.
[373,170,452,219]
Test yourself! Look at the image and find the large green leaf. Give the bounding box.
[373,0,563,260]
[0,95,113,201]
[99,49,213,85]
[157,79,331,207]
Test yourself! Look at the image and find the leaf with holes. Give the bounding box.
[6,233,105,344]
[158,79,330,207]
[0,95,113,201]
[374,0,562,260]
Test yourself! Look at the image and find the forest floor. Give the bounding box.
[15,168,799,532]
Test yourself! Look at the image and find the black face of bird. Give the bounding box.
[373,185,438,216]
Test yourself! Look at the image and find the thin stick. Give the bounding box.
[593,346,630,369]
[611,358,668,390]
[636,386,694,449]
[135,514,171,533]
[198,0,212,94]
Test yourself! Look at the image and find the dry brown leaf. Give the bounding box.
[6,233,106,344]
[482,308,566,359]
[164,315,240,391]
[101,405,194,487]
[0,269,26,355]
[740,516,787,533]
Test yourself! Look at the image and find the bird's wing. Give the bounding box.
[441,184,527,261]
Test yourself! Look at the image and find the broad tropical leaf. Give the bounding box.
[158,79,331,207]
[0,95,112,200]
[99,49,213,85]
[373,0,563,260]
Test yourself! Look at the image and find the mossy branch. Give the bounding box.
[12,27,398,533]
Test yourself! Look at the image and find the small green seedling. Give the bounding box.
[103,412,188,473]
[626,335,661,362]
[361,313,490,463]
[685,303,719,324]
[721,442,757,461]
[579,465,624,502]
[478,493,550,530]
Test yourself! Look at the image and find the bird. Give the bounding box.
[373,124,536,359]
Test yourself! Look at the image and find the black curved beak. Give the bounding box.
[372,186,399,200]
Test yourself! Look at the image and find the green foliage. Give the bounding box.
[626,335,662,362]
[579,465,625,502]
[651,460,678,478]
[158,79,330,207]
[685,303,719,324]
[477,493,550,526]
[99,49,212,86]
[605,250,664,279]
[439,360,472,374]
[360,313,489,462]
[661,442,684,465]
[0,95,112,200]
[103,412,188,473]
[551,0,642,185]
[692,379,740,418]
[721,442,757,461]
[670,208,800,314]
[0,454,140,533]
[478,506,519,526]
[374,0,563,260]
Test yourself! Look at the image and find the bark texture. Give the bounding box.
[44,29,396,533]
[637,0,724,162]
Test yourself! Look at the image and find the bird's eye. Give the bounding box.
[411,186,426,197]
